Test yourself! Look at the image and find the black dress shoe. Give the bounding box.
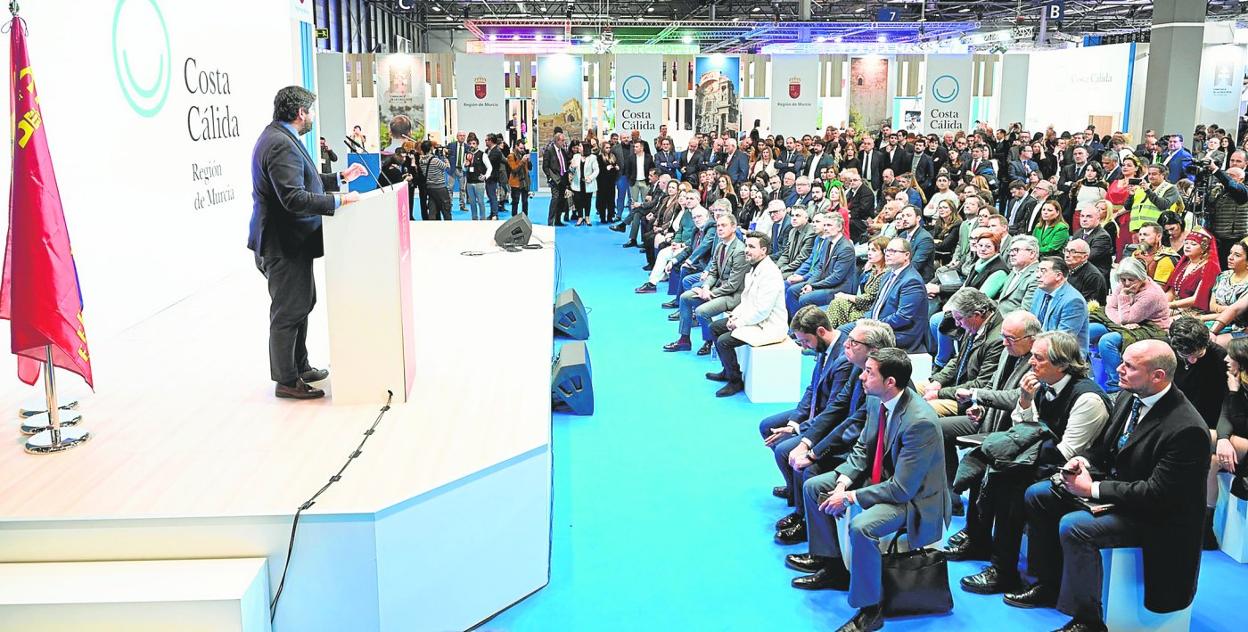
[609,224,625,232]
[1053,618,1108,632]
[661,299,679,309]
[944,538,991,561]
[705,371,728,382]
[774,520,807,544]
[772,485,790,499]
[946,528,968,548]
[622,241,638,248]
[784,552,828,573]
[1004,582,1059,609]
[792,566,850,591]
[1233,474,1248,500]
[642,264,654,271]
[775,511,802,530]
[716,381,745,397]
[960,565,1021,594]
[835,606,883,632]
[299,367,329,382]
[275,380,325,400]
[663,339,692,352]
[667,311,680,321]
[696,341,714,356]
[635,282,657,294]
[1204,508,1220,551]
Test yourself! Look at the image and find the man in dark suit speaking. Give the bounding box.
[248,86,367,400]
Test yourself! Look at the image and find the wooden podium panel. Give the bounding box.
[321,183,416,405]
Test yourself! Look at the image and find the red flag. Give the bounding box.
[0,17,93,388]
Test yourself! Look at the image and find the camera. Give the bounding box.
[1184,158,1211,175]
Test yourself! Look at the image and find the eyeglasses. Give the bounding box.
[1002,334,1034,344]
[1063,248,1089,255]
[845,338,875,350]
[883,248,905,254]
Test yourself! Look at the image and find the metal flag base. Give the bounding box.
[18,397,79,419]
[25,426,91,454]
[20,410,83,435]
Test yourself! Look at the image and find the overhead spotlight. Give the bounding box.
[958,7,970,13]
[834,36,843,43]
[488,34,497,41]
[555,34,564,41]
[647,6,654,12]
[512,34,520,41]
[682,34,693,44]
[877,34,887,42]
[815,36,826,43]
[854,7,865,12]
[752,6,761,12]
[536,33,545,40]
[432,5,441,12]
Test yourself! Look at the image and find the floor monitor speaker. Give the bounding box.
[553,288,589,340]
[494,213,533,250]
[552,341,593,415]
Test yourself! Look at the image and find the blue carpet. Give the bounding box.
[481,195,1244,631]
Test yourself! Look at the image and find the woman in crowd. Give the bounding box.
[595,141,619,223]
[1070,162,1108,212]
[931,199,962,268]
[1091,257,1172,393]
[1089,198,1120,255]
[1214,337,1248,505]
[1166,229,1221,316]
[507,143,531,218]
[1200,239,1248,324]
[971,175,995,204]
[825,184,851,239]
[927,229,1011,366]
[737,189,766,230]
[839,143,860,174]
[1033,198,1070,258]
[642,179,683,268]
[1033,140,1057,179]
[568,140,598,226]
[825,236,891,328]
[714,174,740,214]
[1160,210,1190,250]
[1106,155,1141,256]
[751,145,779,181]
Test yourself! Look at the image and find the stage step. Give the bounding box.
[0,557,271,631]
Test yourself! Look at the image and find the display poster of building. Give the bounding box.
[537,54,585,143]
[377,54,426,147]
[848,57,889,130]
[695,55,741,135]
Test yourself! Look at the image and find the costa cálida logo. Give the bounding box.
[474,76,487,99]
[788,77,801,99]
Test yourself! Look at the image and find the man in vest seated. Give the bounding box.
[957,331,1110,596]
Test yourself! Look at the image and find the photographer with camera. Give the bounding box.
[1124,164,1181,234]
[419,140,452,221]
[1205,151,1248,268]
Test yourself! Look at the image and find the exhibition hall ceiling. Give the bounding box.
[378,0,1246,47]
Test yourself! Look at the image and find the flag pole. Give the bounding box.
[25,345,90,454]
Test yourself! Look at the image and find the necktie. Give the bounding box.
[871,406,889,484]
[808,353,828,421]
[863,153,871,179]
[1116,396,1144,453]
[458,144,464,166]
[872,271,897,318]
[772,223,780,244]
[1037,292,1053,323]
[953,332,974,385]
[716,243,727,272]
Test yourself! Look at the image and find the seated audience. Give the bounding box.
[707,231,788,397]
[995,235,1041,315]
[847,237,929,352]
[789,350,949,632]
[825,236,890,329]
[959,331,1110,595]
[1164,229,1221,317]
[775,206,816,277]
[1033,199,1070,258]
[1070,205,1114,278]
[1008,340,1208,632]
[1128,221,1179,284]
[1198,238,1248,323]
[665,213,748,355]
[1214,337,1248,506]
[784,213,857,316]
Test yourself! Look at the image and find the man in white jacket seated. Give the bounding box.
[707,230,789,397]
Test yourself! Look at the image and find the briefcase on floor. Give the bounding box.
[880,532,954,617]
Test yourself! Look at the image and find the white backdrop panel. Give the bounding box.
[770,55,819,138]
[0,0,301,349]
[1024,44,1132,133]
[454,53,505,136]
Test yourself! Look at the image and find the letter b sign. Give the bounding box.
[1045,1,1065,20]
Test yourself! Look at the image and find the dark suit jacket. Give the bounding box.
[702,237,749,299]
[768,218,793,262]
[794,345,851,422]
[248,121,340,259]
[624,152,656,185]
[1003,195,1038,234]
[809,237,858,293]
[541,144,568,185]
[1086,386,1210,613]
[902,226,936,281]
[868,265,928,352]
[860,149,888,192]
[777,222,817,275]
[845,185,876,241]
[1071,227,1114,278]
[804,366,867,458]
[724,151,750,184]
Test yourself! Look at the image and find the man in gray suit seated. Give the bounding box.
[664,213,749,355]
[786,348,951,632]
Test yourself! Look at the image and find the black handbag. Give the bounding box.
[880,532,954,617]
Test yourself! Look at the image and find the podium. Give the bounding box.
[322,183,417,405]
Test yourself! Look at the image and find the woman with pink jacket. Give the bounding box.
[1092,257,1173,392]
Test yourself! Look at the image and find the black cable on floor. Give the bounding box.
[269,390,394,623]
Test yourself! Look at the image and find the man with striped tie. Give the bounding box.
[1007,340,1209,632]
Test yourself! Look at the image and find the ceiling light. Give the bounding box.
[647,6,654,12]
[834,36,843,43]
[877,34,887,42]
[752,6,761,12]
[958,7,970,13]
[536,33,545,40]
[555,34,564,41]
[682,34,693,44]
[855,7,865,12]
[488,34,497,41]
[815,36,826,43]
[432,5,441,11]
[512,34,520,41]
